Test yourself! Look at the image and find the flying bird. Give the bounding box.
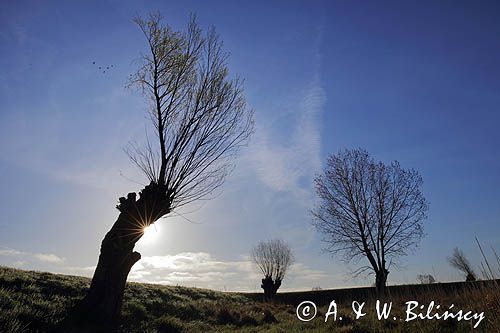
[92,61,116,74]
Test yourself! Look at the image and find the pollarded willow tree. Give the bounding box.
[251,239,294,301]
[78,13,254,327]
[312,149,428,294]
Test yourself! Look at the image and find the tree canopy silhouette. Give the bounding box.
[251,239,294,301]
[448,247,477,281]
[312,149,428,294]
[75,13,254,329]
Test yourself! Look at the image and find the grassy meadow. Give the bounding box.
[0,266,498,332]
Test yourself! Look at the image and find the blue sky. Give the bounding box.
[0,0,499,291]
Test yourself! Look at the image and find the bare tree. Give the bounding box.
[75,13,253,328]
[312,149,428,294]
[448,247,477,281]
[251,239,294,301]
[417,274,436,284]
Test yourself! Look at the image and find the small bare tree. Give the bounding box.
[251,239,294,301]
[76,13,253,328]
[312,149,428,294]
[417,274,436,284]
[448,247,477,281]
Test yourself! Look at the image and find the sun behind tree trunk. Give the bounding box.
[80,183,170,327]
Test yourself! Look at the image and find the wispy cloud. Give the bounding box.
[0,247,23,256]
[0,246,65,265]
[33,253,65,263]
[242,26,325,206]
[59,265,96,277]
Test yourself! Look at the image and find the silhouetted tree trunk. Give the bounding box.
[69,183,170,330]
[261,276,282,301]
[375,268,389,295]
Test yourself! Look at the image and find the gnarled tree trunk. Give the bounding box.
[261,276,282,302]
[64,183,170,331]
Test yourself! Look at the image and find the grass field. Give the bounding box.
[0,266,498,332]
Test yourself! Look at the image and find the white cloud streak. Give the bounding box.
[242,27,325,207]
[34,253,65,263]
[0,246,65,264]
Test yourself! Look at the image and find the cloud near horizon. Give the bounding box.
[129,251,329,292]
[0,246,328,292]
[0,246,65,265]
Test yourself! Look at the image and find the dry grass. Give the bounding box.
[0,265,498,332]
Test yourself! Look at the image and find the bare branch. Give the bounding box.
[251,239,294,281]
[448,247,477,281]
[127,13,254,214]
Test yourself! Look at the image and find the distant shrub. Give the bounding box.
[417,274,436,284]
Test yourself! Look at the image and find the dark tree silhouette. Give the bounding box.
[448,247,477,281]
[312,149,428,294]
[251,239,294,301]
[75,13,253,329]
[417,274,436,284]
